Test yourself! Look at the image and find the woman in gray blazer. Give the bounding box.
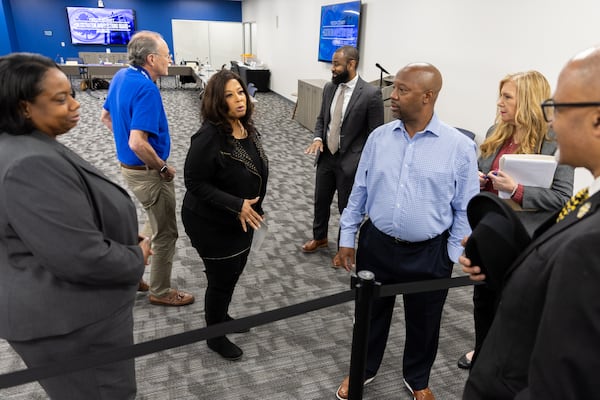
[0,53,151,399]
[458,71,573,370]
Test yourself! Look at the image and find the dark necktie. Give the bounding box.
[328,84,346,154]
[556,187,589,222]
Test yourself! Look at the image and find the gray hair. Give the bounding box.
[127,31,163,66]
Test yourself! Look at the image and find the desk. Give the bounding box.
[59,64,86,76]
[294,79,327,132]
[87,64,128,78]
[59,64,202,89]
[78,52,128,65]
[231,61,270,92]
[58,64,127,82]
[378,76,395,123]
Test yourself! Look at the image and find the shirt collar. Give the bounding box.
[589,175,600,197]
[342,74,359,91]
[394,113,441,137]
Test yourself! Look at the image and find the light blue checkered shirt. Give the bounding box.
[339,114,479,262]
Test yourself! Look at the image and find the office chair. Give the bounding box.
[179,61,199,86]
[456,127,476,141]
[65,57,83,65]
[247,82,258,97]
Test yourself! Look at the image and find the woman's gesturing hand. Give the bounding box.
[239,197,263,232]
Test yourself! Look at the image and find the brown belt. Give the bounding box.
[120,162,150,170]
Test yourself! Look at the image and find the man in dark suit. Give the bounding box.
[302,46,384,261]
[461,46,600,399]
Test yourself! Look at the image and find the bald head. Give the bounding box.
[390,63,444,135]
[559,47,600,100]
[552,46,600,176]
[400,63,443,101]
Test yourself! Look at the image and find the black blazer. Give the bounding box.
[314,76,384,177]
[182,121,268,258]
[464,190,600,399]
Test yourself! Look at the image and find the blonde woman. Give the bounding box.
[458,71,574,370]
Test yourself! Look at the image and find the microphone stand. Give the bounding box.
[375,63,389,88]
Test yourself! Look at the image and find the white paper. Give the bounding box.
[251,220,268,252]
[498,154,558,199]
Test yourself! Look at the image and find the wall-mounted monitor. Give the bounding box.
[317,1,361,63]
[66,7,136,45]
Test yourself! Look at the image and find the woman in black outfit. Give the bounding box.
[182,69,268,361]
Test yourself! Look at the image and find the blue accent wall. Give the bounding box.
[3,0,241,59]
[0,0,16,55]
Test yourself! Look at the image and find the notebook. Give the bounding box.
[498,154,557,199]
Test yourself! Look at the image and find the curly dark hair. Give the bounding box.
[201,69,256,138]
[0,53,58,135]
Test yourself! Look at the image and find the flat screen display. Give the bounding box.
[66,7,136,45]
[318,1,361,62]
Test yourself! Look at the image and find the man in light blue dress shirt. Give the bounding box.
[334,63,479,400]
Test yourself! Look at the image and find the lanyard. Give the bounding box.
[128,65,152,81]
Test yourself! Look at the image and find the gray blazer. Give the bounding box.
[478,128,574,234]
[0,131,144,341]
[314,76,384,177]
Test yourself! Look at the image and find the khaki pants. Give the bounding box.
[121,167,178,297]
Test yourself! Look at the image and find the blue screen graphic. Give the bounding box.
[318,1,361,62]
[66,7,136,45]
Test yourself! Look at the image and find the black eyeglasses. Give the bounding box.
[541,98,600,122]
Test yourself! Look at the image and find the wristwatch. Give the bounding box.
[159,164,168,174]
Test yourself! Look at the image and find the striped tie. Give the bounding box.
[556,187,589,222]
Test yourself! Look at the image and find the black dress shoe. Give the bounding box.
[207,337,243,361]
[457,353,472,369]
[226,314,250,333]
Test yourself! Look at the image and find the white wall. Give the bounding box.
[172,20,242,70]
[242,0,600,143]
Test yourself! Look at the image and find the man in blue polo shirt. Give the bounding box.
[101,30,194,306]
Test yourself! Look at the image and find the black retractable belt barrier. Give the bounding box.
[380,275,480,298]
[348,270,378,400]
[346,274,482,400]
[0,290,354,389]
[0,275,479,391]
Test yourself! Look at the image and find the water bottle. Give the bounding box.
[59,56,65,64]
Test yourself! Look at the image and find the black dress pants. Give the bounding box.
[312,149,354,241]
[471,283,499,366]
[356,220,452,391]
[202,251,249,330]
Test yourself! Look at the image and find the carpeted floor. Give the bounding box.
[0,77,475,399]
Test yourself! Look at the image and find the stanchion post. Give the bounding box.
[348,270,377,400]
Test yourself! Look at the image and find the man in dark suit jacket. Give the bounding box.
[302,46,384,260]
[461,46,600,399]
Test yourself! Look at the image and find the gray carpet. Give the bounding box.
[0,77,475,399]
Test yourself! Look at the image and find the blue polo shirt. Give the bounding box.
[103,66,170,165]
